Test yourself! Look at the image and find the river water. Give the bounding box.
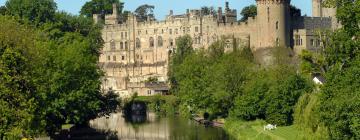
[88,112,231,140]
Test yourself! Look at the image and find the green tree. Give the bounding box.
[239,5,257,22]
[134,4,155,22]
[80,0,124,18]
[5,0,57,24]
[0,6,6,15]
[0,16,38,139]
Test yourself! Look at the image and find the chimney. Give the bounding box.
[112,3,118,15]
[169,10,174,15]
[225,1,230,11]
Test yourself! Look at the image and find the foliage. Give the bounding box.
[133,95,179,115]
[0,16,38,139]
[201,6,215,16]
[5,0,57,25]
[0,0,119,138]
[0,6,6,15]
[240,5,257,22]
[240,5,301,22]
[134,4,155,22]
[80,0,124,18]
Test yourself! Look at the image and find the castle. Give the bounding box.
[96,0,338,97]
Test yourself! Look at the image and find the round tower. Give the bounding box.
[256,0,291,48]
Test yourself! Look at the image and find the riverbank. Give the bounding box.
[224,119,307,140]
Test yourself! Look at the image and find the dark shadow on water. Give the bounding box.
[52,125,118,140]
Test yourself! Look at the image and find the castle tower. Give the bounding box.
[256,0,291,48]
[312,0,322,17]
[312,0,338,29]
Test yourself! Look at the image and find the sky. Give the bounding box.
[0,0,312,20]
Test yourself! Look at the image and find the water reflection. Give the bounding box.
[89,112,230,140]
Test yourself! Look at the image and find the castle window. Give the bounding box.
[276,21,279,30]
[149,37,154,47]
[110,40,115,50]
[267,7,270,22]
[122,56,125,60]
[175,28,178,34]
[113,56,116,61]
[300,38,303,45]
[121,32,124,39]
[107,56,111,61]
[276,38,280,46]
[125,41,128,50]
[169,29,172,34]
[146,30,148,34]
[125,32,127,38]
[310,39,315,46]
[169,38,174,46]
[162,29,164,34]
[195,26,199,32]
[158,36,163,47]
[120,42,124,50]
[136,38,141,48]
[183,28,186,33]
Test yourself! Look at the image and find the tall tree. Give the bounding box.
[134,4,155,22]
[80,0,124,18]
[0,6,6,15]
[5,0,57,24]
[240,5,257,22]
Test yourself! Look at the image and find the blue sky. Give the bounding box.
[0,0,312,20]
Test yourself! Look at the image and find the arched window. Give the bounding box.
[120,42,124,50]
[169,38,174,46]
[276,21,279,30]
[136,38,141,48]
[125,41,128,50]
[158,36,163,47]
[149,37,154,47]
[110,40,115,50]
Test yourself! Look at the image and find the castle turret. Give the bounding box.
[256,0,291,48]
[312,0,339,29]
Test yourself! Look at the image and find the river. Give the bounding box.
[86,112,231,140]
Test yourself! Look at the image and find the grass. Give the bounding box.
[224,119,306,140]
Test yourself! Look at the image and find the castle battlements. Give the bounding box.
[97,1,337,97]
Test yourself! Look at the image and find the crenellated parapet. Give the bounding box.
[256,0,290,4]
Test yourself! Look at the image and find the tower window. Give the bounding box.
[136,38,141,48]
[122,56,125,60]
[110,40,115,50]
[149,37,154,47]
[120,42,124,50]
[125,41,128,50]
[276,21,279,30]
[158,36,163,47]
[113,56,116,61]
[195,26,199,32]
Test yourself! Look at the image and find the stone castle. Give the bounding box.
[96,0,338,97]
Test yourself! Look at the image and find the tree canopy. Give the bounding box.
[80,0,124,18]
[240,5,257,22]
[134,4,155,22]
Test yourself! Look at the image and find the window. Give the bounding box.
[267,7,270,22]
[276,38,280,46]
[310,39,315,46]
[146,30,148,34]
[113,56,116,61]
[149,37,154,47]
[276,21,279,30]
[136,38,141,48]
[120,42,124,50]
[110,40,115,50]
[175,28,178,34]
[125,32,127,38]
[162,29,164,34]
[122,56,125,60]
[125,41,128,50]
[158,36,163,47]
[169,29,172,34]
[107,56,110,61]
[121,32,124,39]
[195,26,199,32]
[169,38,174,46]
